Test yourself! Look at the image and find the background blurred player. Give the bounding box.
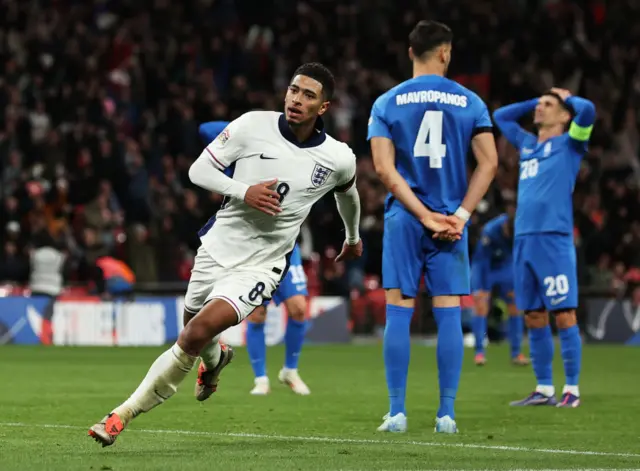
[493,88,596,408]
[89,62,365,447]
[368,21,498,433]
[199,121,311,396]
[470,201,529,366]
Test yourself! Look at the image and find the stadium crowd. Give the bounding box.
[1,0,639,299]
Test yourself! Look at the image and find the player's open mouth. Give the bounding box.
[287,107,303,118]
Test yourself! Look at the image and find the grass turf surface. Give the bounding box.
[0,344,639,470]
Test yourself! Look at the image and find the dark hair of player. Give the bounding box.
[292,62,335,101]
[409,20,453,58]
[542,91,576,118]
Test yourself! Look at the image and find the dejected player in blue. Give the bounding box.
[199,121,311,396]
[368,21,498,433]
[493,88,596,408]
[470,202,530,367]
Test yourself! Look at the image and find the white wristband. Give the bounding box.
[454,206,471,222]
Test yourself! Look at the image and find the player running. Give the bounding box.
[368,21,498,433]
[199,121,312,396]
[89,63,371,447]
[493,88,595,408]
[470,203,529,367]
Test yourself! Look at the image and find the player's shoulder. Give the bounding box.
[444,79,487,108]
[322,132,356,163]
[235,110,280,126]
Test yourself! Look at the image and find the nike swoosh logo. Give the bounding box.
[550,296,567,306]
[260,154,277,160]
[238,295,250,305]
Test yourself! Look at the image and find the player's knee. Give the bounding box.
[183,309,197,327]
[179,299,239,356]
[473,292,489,316]
[385,289,415,308]
[286,295,307,321]
[507,302,519,317]
[554,310,577,329]
[432,295,460,308]
[525,310,549,329]
[248,305,267,324]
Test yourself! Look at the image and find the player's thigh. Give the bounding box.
[273,265,308,307]
[247,305,267,323]
[530,234,578,311]
[423,229,470,298]
[513,237,544,311]
[206,267,281,324]
[382,207,424,298]
[493,267,515,306]
[184,245,217,316]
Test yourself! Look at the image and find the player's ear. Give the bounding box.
[317,101,330,117]
[408,47,415,62]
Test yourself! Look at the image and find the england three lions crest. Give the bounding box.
[311,164,333,187]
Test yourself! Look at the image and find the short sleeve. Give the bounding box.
[335,145,357,192]
[473,98,493,134]
[367,96,392,140]
[203,115,249,170]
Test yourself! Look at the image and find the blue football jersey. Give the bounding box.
[367,75,492,214]
[493,97,595,236]
[472,214,513,272]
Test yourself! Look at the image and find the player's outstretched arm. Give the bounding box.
[370,136,460,237]
[492,99,538,149]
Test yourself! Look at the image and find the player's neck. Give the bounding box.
[412,61,445,79]
[537,125,564,143]
[288,120,316,143]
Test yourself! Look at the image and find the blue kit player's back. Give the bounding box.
[493,88,595,408]
[368,20,498,433]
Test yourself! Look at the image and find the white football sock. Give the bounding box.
[200,335,222,370]
[112,343,196,424]
[535,385,555,397]
[563,385,580,397]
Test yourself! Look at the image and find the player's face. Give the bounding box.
[285,75,329,126]
[534,95,570,128]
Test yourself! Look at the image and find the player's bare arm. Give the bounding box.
[371,136,460,237]
[189,155,282,216]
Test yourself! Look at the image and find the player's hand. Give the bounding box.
[420,212,462,240]
[433,214,466,241]
[335,239,363,262]
[550,87,572,101]
[244,178,282,216]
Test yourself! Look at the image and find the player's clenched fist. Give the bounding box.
[335,239,363,262]
[244,178,283,216]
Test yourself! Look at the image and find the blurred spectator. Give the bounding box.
[0,0,638,297]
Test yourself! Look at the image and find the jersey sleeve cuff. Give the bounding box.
[335,175,356,192]
[472,126,493,137]
[568,121,593,142]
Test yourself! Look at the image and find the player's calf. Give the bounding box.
[507,302,529,366]
[471,291,489,363]
[554,309,581,407]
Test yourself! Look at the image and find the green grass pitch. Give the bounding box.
[0,343,639,470]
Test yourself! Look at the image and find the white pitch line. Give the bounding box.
[1,422,639,459]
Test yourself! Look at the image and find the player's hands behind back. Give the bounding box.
[244,178,282,216]
[335,239,363,262]
[420,212,463,241]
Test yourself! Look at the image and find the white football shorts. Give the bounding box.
[184,245,282,322]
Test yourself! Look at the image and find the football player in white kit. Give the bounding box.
[88,62,458,447]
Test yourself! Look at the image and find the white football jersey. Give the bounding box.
[198,111,356,271]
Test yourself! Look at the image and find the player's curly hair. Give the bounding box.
[291,62,335,101]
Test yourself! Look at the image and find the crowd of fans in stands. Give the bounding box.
[1,0,639,298]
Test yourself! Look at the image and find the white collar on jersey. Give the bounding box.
[278,114,326,148]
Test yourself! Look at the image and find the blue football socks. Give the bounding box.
[284,318,306,369]
[558,325,581,386]
[246,322,267,377]
[434,306,463,419]
[472,315,487,355]
[529,325,554,387]
[508,315,524,358]
[383,305,413,416]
